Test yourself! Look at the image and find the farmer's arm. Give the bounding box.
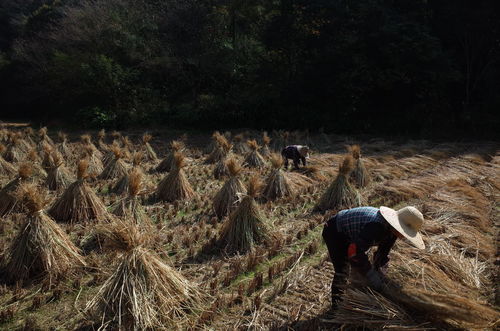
[348,222,388,275]
[373,235,397,270]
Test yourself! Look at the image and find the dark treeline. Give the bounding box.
[0,0,499,136]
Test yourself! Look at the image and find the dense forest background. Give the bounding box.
[0,0,499,136]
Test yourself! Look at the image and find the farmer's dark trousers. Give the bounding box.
[322,215,349,307]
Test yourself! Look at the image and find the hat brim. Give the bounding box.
[380,206,425,249]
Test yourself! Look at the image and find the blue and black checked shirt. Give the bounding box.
[335,207,396,274]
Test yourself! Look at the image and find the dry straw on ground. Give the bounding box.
[315,155,361,212]
[348,144,370,188]
[85,221,203,330]
[213,158,246,219]
[244,139,266,168]
[48,159,109,223]
[3,183,86,283]
[156,140,183,172]
[219,176,268,254]
[45,150,74,191]
[156,152,196,202]
[0,163,32,216]
[263,153,294,200]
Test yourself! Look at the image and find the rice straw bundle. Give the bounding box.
[45,150,74,191]
[111,130,122,145]
[102,141,120,167]
[121,136,134,155]
[27,148,47,178]
[82,145,104,178]
[3,184,86,283]
[244,139,265,168]
[261,131,272,157]
[0,163,32,216]
[85,221,202,330]
[205,134,232,164]
[23,127,36,146]
[213,156,230,179]
[96,129,108,152]
[142,133,157,161]
[99,146,129,180]
[204,131,221,154]
[233,133,249,154]
[111,152,143,195]
[0,143,16,177]
[213,158,246,218]
[332,288,424,329]
[156,152,196,202]
[81,134,103,159]
[41,145,54,171]
[348,144,370,188]
[263,153,294,200]
[4,134,26,163]
[48,159,110,223]
[112,168,149,224]
[156,140,183,172]
[219,176,268,254]
[315,155,361,212]
[38,127,54,148]
[57,131,72,157]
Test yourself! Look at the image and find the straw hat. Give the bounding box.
[380,206,425,249]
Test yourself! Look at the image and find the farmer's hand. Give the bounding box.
[366,269,385,291]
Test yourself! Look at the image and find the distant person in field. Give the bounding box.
[281,145,309,169]
[322,206,425,310]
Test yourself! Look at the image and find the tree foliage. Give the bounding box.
[0,0,498,136]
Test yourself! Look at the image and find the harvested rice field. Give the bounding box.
[0,125,498,330]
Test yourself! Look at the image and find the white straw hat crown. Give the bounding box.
[380,206,425,249]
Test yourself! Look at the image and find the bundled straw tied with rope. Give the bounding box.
[219,176,268,254]
[156,140,184,172]
[112,168,149,225]
[142,133,157,161]
[45,150,74,191]
[348,144,370,188]
[85,221,203,330]
[0,162,32,216]
[99,145,129,180]
[244,139,266,168]
[315,155,361,212]
[48,159,110,223]
[263,153,294,200]
[156,152,196,202]
[111,151,144,195]
[213,158,246,219]
[4,183,86,283]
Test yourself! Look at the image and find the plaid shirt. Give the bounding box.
[336,207,385,240]
[335,207,396,274]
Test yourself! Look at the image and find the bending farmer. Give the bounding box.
[322,206,425,309]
